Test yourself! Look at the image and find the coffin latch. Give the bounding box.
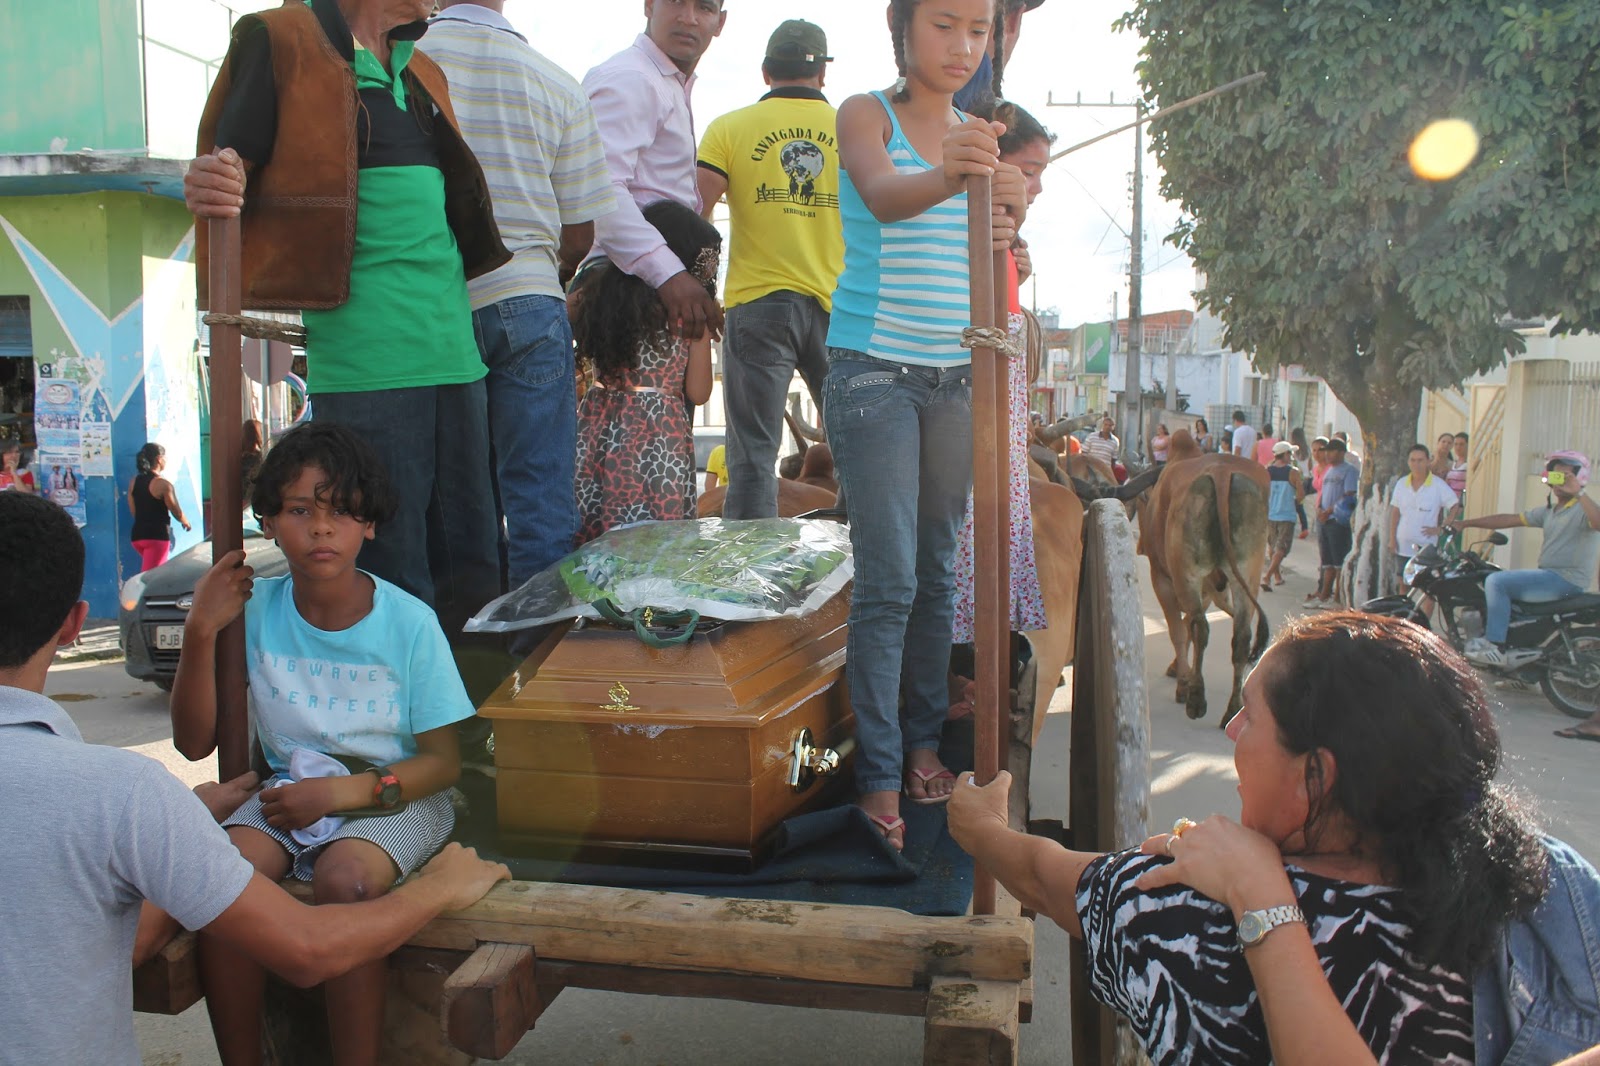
[788,728,855,792]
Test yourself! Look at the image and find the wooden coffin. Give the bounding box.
[481,591,854,868]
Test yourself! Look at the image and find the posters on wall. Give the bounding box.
[33,365,88,525]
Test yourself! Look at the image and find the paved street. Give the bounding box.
[47,527,1596,1064]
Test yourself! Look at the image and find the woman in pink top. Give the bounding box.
[1253,422,1281,465]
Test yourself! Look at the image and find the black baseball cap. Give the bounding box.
[766,20,831,63]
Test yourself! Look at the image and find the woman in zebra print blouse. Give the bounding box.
[950,611,1558,1065]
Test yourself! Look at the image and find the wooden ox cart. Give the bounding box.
[132,182,1151,1065]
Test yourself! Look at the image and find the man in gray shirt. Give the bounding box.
[1308,436,1359,603]
[0,493,509,1066]
[1451,450,1600,671]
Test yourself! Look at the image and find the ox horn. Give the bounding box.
[1113,465,1163,502]
[1036,413,1098,444]
[785,409,826,448]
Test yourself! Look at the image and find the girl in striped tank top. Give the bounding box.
[822,0,1028,851]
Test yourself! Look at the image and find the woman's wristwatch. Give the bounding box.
[1237,905,1305,949]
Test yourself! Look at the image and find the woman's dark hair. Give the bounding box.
[1290,426,1309,453]
[891,0,1005,112]
[250,421,398,526]
[571,200,721,388]
[995,101,1054,156]
[1260,611,1549,972]
[1194,416,1209,433]
[135,442,165,474]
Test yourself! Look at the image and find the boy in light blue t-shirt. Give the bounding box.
[170,420,476,1065]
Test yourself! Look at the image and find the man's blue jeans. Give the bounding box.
[722,291,830,519]
[312,380,501,637]
[1485,568,1583,643]
[472,295,579,587]
[823,350,973,796]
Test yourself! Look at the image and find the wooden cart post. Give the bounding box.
[208,214,250,780]
[965,173,1012,917]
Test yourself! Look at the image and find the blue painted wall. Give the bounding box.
[0,192,199,617]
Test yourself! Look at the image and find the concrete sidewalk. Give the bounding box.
[55,618,122,664]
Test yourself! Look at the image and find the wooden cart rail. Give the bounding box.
[137,880,1033,1063]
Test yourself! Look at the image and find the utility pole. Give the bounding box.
[1046,74,1266,455]
[1047,92,1145,457]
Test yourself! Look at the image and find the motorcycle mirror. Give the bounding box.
[1488,532,1509,546]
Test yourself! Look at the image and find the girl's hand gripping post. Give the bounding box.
[941,117,1003,196]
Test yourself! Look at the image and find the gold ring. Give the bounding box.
[1171,817,1197,838]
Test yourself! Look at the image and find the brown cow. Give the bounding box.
[1137,437,1270,726]
[696,479,837,519]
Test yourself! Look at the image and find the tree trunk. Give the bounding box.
[1315,349,1422,605]
[1341,381,1421,603]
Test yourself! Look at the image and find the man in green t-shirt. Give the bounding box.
[697,20,843,519]
[184,0,501,634]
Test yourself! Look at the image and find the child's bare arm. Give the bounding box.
[684,336,713,406]
[257,724,464,829]
[170,550,254,761]
[838,96,995,224]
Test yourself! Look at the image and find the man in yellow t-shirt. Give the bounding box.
[697,20,842,520]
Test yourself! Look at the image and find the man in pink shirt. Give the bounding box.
[584,0,727,340]
[1254,422,1281,466]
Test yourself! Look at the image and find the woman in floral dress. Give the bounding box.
[951,105,1056,646]
[571,201,719,544]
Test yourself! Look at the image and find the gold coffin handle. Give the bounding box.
[788,728,857,792]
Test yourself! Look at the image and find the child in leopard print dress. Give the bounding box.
[571,201,719,544]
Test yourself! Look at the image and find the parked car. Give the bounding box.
[118,524,288,690]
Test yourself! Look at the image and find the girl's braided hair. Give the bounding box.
[889,0,1007,114]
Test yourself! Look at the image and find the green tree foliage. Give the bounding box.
[1118,0,1600,597]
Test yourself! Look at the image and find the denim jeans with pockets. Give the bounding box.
[823,349,973,795]
[721,290,830,519]
[1484,568,1583,643]
[312,380,501,637]
[472,294,580,587]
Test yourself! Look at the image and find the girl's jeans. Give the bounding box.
[824,349,973,796]
[1485,568,1582,643]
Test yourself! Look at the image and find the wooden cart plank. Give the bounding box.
[923,976,1020,1066]
[441,943,545,1060]
[131,929,202,1016]
[282,881,1032,988]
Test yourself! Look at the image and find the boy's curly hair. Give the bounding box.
[251,421,398,526]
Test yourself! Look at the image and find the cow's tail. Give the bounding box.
[1212,467,1272,662]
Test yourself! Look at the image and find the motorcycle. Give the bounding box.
[1360,532,1600,718]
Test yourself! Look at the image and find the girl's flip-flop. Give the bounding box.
[866,812,906,851]
[1554,727,1600,743]
[905,767,957,805]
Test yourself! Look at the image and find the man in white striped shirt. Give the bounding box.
[1081,416,1122,466]
[420,3,616,586]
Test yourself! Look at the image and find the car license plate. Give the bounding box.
[155,625,184,651]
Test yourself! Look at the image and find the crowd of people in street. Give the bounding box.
[6,0,1600,1063]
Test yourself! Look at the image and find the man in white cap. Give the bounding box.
[697,19,842,519]
[1263,440,1303,589]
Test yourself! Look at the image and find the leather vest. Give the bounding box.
[194,2,509,310]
